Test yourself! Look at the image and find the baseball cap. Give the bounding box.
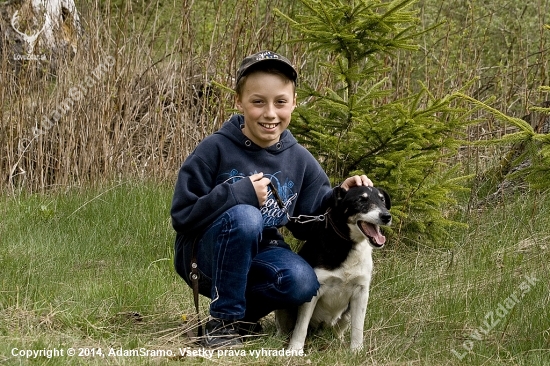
[236,50,298,86]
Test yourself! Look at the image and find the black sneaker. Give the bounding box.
[237,320,264,337]
[202,318,243,349]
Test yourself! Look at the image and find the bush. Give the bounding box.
[279,0,472,245]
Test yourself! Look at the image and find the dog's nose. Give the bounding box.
[380,212,392,224]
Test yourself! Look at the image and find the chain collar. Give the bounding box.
[287,207,331,224]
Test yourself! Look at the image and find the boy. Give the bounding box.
[171,50,372,348]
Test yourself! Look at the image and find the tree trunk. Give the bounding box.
[1,0,82,69]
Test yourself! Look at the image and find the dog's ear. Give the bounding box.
[332,186,347,205]
[377,188,391,209]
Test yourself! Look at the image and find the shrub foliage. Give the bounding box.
[279,0,472,244]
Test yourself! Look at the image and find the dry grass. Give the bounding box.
[1,0,303,194]
[2,1,549,195]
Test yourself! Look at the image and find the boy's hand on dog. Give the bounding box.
[341,175,373,190]
[250,172,271,206]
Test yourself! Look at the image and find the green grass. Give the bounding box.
[1,182,549,365]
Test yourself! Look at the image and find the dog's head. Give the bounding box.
[332,186,392,248]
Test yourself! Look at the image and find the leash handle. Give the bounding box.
[190,239,203,338]
[268,181,285,209]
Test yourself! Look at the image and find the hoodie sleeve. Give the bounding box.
[285,155,334,241]
[170,147,259,236]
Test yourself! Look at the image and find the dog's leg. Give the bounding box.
[275,308,297,336]
[333,307,351,340]
[287,295,319,351]
[349,285,369,352]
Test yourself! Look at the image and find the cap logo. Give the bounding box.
[255,51,279,61]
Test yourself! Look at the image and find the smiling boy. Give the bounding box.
[171,50,372,348]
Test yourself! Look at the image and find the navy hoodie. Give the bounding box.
[171,114,333,249]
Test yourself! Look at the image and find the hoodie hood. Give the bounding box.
[215,114,298,154]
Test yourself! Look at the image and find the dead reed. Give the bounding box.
[1,1,548,194]
[1,0,300,194]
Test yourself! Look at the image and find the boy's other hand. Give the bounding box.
[340,175,373,191]
[250,172,271,206]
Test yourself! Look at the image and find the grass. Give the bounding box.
[1,182,549,365]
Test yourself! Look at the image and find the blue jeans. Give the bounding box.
[176,204,319,321]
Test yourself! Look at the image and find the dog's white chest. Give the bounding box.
[311,241,373,326]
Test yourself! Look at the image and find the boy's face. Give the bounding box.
[236,71,296,148]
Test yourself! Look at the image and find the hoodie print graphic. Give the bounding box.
[219,169,297,227]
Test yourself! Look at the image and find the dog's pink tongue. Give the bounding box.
[362,222,386,245]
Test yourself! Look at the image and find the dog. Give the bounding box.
[276,185,391,352]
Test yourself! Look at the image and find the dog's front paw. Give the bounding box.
[287,342,304,352]
[350,342,363,353]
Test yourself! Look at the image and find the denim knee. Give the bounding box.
[280,262,320,305]
[224,204,263,242]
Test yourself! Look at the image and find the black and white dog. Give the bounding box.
[276,186,392,351]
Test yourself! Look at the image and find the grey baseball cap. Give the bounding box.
[236,50,298,86]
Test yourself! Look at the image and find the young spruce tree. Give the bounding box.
[278,0,471,245]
